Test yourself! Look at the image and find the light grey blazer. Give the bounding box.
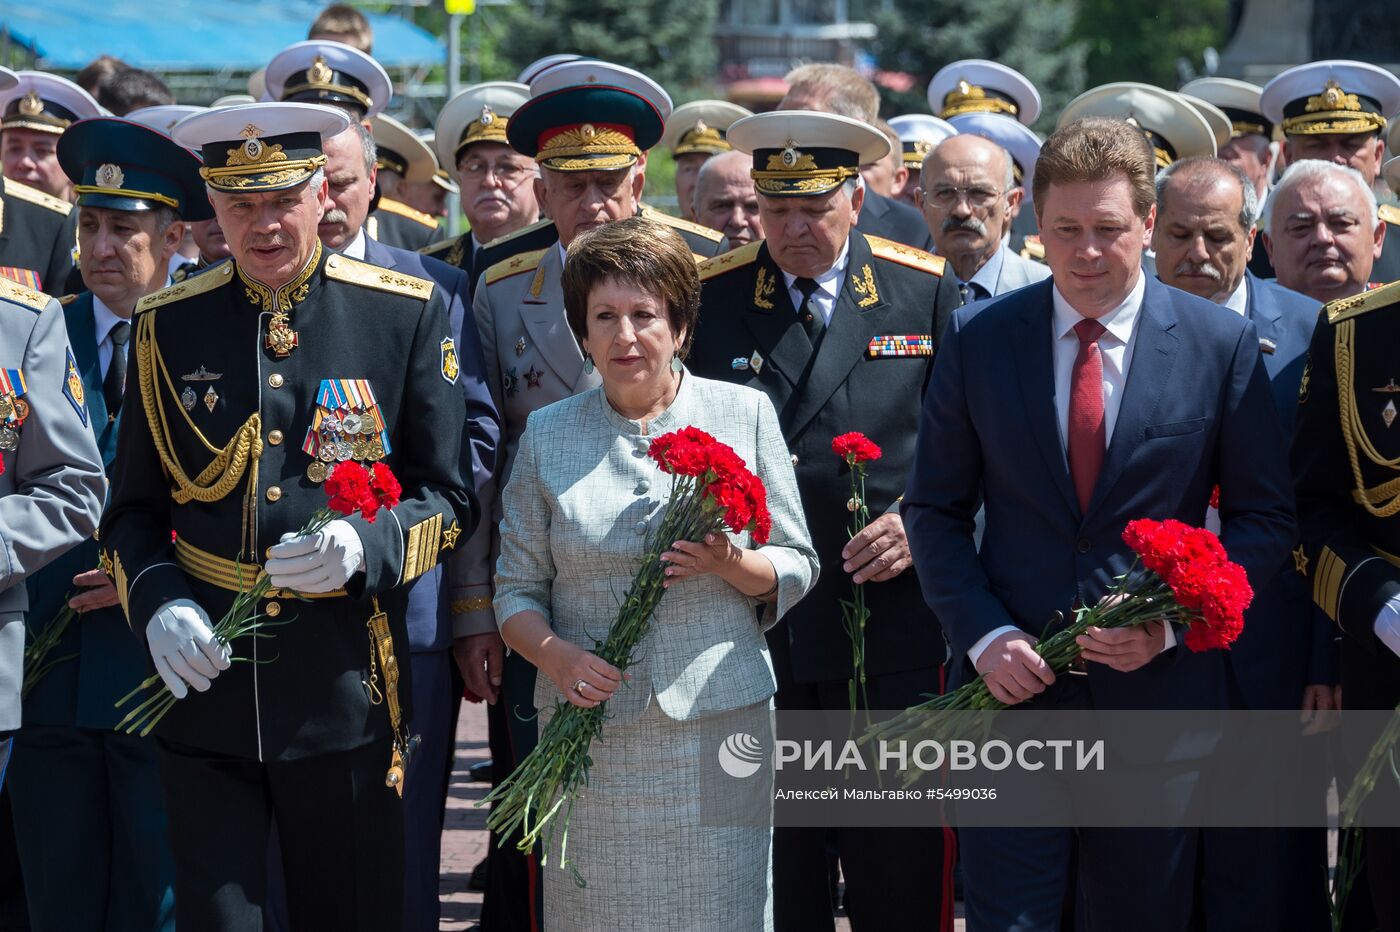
[494,372,818,724]
[993,247,1052,295]
[0,286,105,729]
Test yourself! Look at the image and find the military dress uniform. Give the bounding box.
[369,114,445,252]
[688,110,961,932]
[101,104,476,932]
[369,196,442,252]
[1293,281,1400,929]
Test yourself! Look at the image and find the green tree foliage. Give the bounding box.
[498,0,721,96]
[865,0,1087,132]
[1072,1,1230,91]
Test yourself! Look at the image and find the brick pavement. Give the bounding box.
[439,700,963,930]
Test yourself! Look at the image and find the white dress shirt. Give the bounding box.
[342,228,368,260]
[92,293,129,382]
[1221,275,1249,318]
[970,270,1175,666]
[781,239,850,325]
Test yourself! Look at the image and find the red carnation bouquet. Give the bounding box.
[116,461,401,735]
[483,426,771,885]
[868,519,1253,747]
[832,432,883,730]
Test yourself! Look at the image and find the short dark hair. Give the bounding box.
[97,69,175,116]
[74,55,128,95]
[1033,117,1157,220]
[561,216,700,359]
[309,4,373,53]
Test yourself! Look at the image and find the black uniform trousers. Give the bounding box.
[9,728,174,931]
[769,642,954,932]
[158,738,403,932]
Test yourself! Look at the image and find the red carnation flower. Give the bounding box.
[369,462,401,512]
[325,462,376,521]
[832,432,882,464]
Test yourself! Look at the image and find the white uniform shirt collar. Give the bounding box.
[781,238,850,324]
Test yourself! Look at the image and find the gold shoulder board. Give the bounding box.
[1326,279,1400,324]
[4,178,73,216]
[324,253,434,300]
[0,276,51,312]
[59,293,79,306]
[484,248,548,286]
[135,260,234,313]
[420,236,457,258]
[480,217,554,250]
[865,234,947,277]
[641,205,724,243]
[1379,203,1400,227]
[376,197,439,230]
[698,241,763,282]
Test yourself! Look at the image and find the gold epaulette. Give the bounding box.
[480,217,553,250]
[4,178,72,216]
[376,197,439,230]
[324,253,434,300]
[865,234,947,276]
[1379,203,1400,227]
[59,293,79,306]
[484,248,548,286]
[0,276,51,312]
[1020,234,1046,263]
[135,260,233,313]
[420,236,457,257]
[697,241,762,281]
[640,204,724,243]
[1325,279,1400,324]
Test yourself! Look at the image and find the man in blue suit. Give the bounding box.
[1154,155,1332,928]
[903,119,1296,931]
[308,118,499,932]
[8,116,204,932]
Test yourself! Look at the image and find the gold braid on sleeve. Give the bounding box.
[1335,319,1400,516]
[135,313,263,505]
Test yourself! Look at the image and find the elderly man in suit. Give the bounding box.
[903,118,1296,931]
[688,110,962,932]
[313,115,498,932]
[1153,154,1332,929]
[6,116,208,932]
[919,132,1050,301]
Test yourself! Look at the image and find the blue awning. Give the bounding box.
[1,0,443,71]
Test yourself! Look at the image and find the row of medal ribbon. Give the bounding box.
[301,379,392,483]
[0,368,30,451]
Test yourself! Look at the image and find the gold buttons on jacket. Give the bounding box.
[264,601,282,617]
[268,430,284,446]
[266,486,282,502]
[268,373,284,388]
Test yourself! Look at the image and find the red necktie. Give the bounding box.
[1068,318,1107,513]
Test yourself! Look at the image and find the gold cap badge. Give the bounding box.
[18,91,42,117]
[95,163,124,189]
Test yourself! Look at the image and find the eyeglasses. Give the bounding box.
[922,184,1004,209]
[458,159,533,184]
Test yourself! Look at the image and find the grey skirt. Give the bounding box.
[540,698,774,932]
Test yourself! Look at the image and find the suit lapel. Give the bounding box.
[741,243,812,403]
[785,234,891,438]
[363,234,398,269]
[519,248,588,390]
[1010,281,1080,518]
[65,293,110,435]
[1085,277,1180,518]
[1245,273,1282,349]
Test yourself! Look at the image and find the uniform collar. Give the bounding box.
[779,237,850,297]
[236,242,324,313]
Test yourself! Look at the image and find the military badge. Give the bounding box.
[1373,378,1400,428]
[866,334,933,358]
[851,264,880,308]
[749,350,764,374]
[753,267,777,310]
[515,337,526,357]
[0,369,28,451]
[440,337,460,384]
[731,356,750,371]
[524,366,543,389]
[302,379,392,482]
[63,349,88,426]
[181,366,222,414]
[503,367,518,397]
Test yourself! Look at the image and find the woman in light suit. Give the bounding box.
[493,217,818,931]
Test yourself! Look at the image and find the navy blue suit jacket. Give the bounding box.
[1224,274,1333,707]
[364,235,500,652]
[902,274,1296,712]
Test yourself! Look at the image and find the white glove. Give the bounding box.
[147,599,232,699]
[264,519,365,593]
[1375,596,1400,659]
